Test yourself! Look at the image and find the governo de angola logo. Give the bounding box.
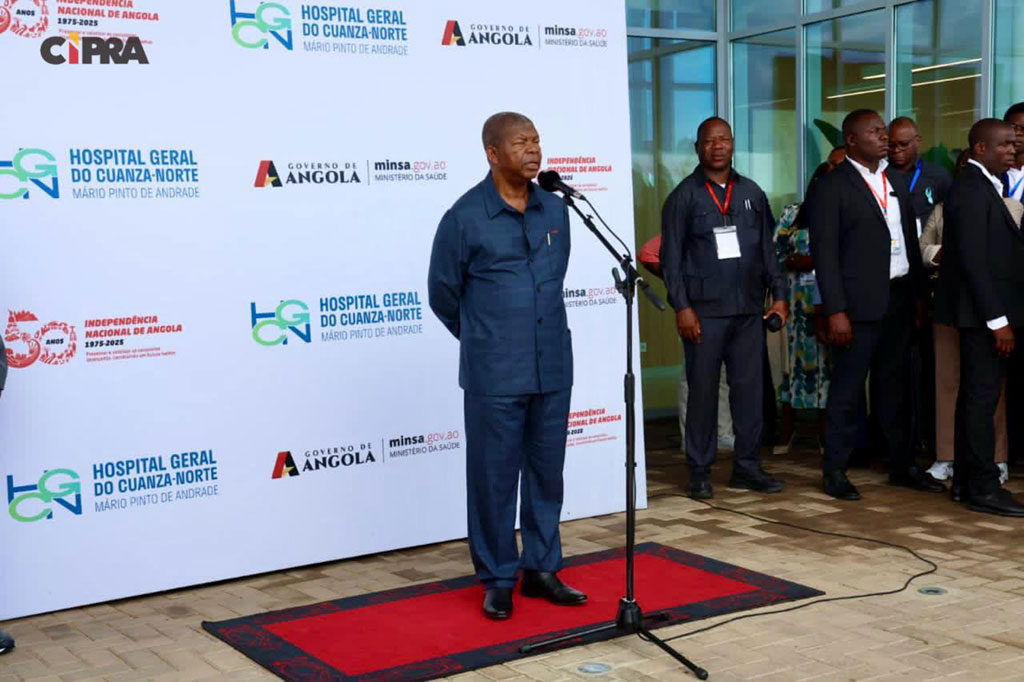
[230,0,292,50]
[7,469,82,523]
[441,20,465,46]
[272,451,299,478]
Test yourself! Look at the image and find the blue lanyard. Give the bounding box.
[1009,173,1024,199]
[909,159,923,193]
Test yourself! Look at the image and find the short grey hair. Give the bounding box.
[482,112,535,149]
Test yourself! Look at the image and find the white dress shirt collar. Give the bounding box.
[847,155,889,178]
[968,158,1004,195]
[844,157,909,280]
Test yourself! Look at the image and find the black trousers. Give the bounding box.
[954,328,1014,498]
[824,277,915,474]
[913,310,937,458]
[683,314,764,475]
[1007,350,1024,465]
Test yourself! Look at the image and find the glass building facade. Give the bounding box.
[629,0,1024,414]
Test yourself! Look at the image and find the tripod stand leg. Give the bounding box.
[638,626,709,680]
[519,622,618,653]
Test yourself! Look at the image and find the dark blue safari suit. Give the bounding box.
[428,172,572,588]
[661,167,786,477]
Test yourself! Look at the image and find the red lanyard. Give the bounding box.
[863,171,889,215]
[705,180,734,217]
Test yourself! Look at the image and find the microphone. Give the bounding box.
[538,170,585,200]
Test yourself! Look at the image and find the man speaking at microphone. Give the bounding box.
[660,116,789,500]
[428,112,586,620]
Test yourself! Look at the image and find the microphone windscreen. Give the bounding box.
[537,170,559,193]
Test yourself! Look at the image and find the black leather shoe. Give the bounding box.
[823,470,861,500]
[688,477,713,500]
[950,481,966,503]
[482,587,513,619]
[521,571,587,605]
[0,629,13,655]
[729,467,785,493]
[888,467,946,493]
[967,489,1024,517]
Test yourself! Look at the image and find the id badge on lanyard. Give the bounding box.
[715,226,741,259]
[706,180,741,260]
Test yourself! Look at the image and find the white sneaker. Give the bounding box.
[998,462,1009,485]
[926,460,954,481]
[717,435,735,451]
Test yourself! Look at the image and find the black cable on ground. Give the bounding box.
[644,491,940,642]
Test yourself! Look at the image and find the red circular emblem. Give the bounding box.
[5,0,49,39]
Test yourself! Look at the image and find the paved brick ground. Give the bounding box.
[2,420,1023,681]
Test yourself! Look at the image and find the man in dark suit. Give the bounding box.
[808,109,946,500]
[1002,103,1024,202]
[661,117,789,500]
[934,118,1024,516]
[887,118,953,471]
[428,112,586,619]
[1002,103,1024,468]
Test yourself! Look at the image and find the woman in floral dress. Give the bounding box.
[774,148,845,451]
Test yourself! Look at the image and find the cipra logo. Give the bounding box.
[0,148,58,200]
[271,451,299,479]
[0,0,49,39]
[250,300,311,346]
[40,32,149,65]
[6,469,82,523]
[4,310,76,368]
[230,0,292,50]
[441,20,465,46]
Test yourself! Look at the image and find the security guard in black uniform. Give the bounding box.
[660,117,789,499]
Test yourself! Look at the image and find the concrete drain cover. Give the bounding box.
[578,663,612,674]
[918,587,947,596]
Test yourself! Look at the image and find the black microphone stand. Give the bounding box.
[520,194,709,680]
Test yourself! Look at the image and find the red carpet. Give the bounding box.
[203,543,821,681]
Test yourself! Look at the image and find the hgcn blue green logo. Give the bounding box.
[230,0,292,50]
[0,148,59,200]
[7,469,82,523]
[250,300,311,345]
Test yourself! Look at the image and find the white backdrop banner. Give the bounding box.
[0,0,645,620]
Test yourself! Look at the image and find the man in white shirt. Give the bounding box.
[1003,103,1024,202]
[808,109,944,501]
[1002,103,1024,472]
